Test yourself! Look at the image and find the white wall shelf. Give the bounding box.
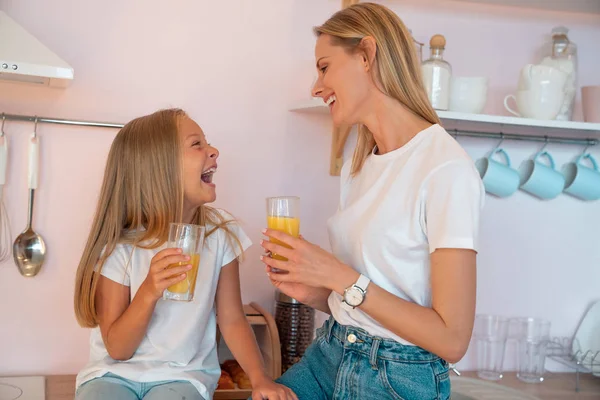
[449,0,600,15]
[290,100,600,134]
[289,100,600,175]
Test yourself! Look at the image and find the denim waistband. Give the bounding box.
[320,317,441,365]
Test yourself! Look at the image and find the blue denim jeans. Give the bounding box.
[75,373,205,400]
[276,317,450,400]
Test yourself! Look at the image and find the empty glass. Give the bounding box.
[474,314,509,380]
[514,317,551,383]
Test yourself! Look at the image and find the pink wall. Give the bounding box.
[0,0,598,375]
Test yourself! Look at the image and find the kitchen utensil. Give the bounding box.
[518,149,565,200]
[506,63,567,120]
[0,115,12,262]
[13,120,46,277]
[581,86,600,123]
[421,34,452,110]
[504,90,564,120]
[274,290,315,373]
[572,300,600,376]
[517,64,567,92]
[475,147,520,198]
[513,317,551,383]
[539,26,578,121]
[266,196,300,262]
[474,314,509,381]
[162,223,204,301]
[449,76,488,114]
[562,152,600,201]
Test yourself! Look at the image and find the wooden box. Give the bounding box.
[214,302,281,399]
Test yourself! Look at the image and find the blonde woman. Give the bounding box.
[74,109,297,400]
[261,3,484,399]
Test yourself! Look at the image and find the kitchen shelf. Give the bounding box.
[290,100,600,133]
[450,0,600,15]
[290,100,600,175]
[214,302,281,400]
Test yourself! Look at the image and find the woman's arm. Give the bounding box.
[266,271,332,314]
[261,234,476,363]
[216,259,297,400]
[97,248,191,361]
[332,248,476,363]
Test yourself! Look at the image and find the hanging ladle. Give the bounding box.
[13,118,46,277]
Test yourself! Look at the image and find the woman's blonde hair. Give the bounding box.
[74,108,242,328]
[314,2,440,175]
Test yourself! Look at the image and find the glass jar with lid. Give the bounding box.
[421,34,452,110]
[540,26,578,121]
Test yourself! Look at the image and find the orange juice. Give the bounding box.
[167,253,201,295]
[267,216,300,261]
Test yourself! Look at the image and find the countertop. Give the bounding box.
[45,372,600,399]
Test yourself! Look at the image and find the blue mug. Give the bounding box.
[519,151,565,200]
[475,148,520,198]
[562,153,600,201]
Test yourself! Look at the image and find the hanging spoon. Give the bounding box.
[13,118,46,277]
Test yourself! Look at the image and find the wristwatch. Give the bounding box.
[341,274,370,310]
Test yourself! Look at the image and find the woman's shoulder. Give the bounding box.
[426,124,472,160]
[412,124,477,177]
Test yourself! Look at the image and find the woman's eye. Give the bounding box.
[192,141,201,147]
[320,66,327,74]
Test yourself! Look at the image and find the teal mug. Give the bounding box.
[562,153,600,201]
[475,148,520,198]
[519,151,565,200]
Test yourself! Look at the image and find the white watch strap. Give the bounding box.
[355,274,370,291]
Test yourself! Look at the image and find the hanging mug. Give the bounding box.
[562,153,600,201]
[475,148,520,198]
[519,150,565,200]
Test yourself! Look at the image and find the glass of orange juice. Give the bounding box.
[266,196,300,262]
[163,223,204,301]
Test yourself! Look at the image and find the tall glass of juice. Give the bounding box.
[266,196,300,261]
[163,223,205,301]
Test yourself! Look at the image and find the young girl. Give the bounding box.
[73,109,296,400]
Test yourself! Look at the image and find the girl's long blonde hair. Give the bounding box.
[74,108,241,328]
[314,2,440,175]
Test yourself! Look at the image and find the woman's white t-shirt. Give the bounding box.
[327,124,485,345]
[76,209,252,399]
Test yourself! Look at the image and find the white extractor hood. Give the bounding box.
[0,10,74,87]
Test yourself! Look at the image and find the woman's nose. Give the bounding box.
[312,77,324,98]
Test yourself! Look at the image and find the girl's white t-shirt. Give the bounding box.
[327,124,485,345]
[76,209,252,399]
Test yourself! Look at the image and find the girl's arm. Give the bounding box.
[216,259,297,400]
[96,248,191,361]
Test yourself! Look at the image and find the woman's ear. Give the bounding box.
[360,36,377,71]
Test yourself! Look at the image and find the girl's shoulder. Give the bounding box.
[204,207,253,265]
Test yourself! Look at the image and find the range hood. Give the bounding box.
[0,10,74,87]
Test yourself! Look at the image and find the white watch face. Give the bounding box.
[344,287,364,307]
